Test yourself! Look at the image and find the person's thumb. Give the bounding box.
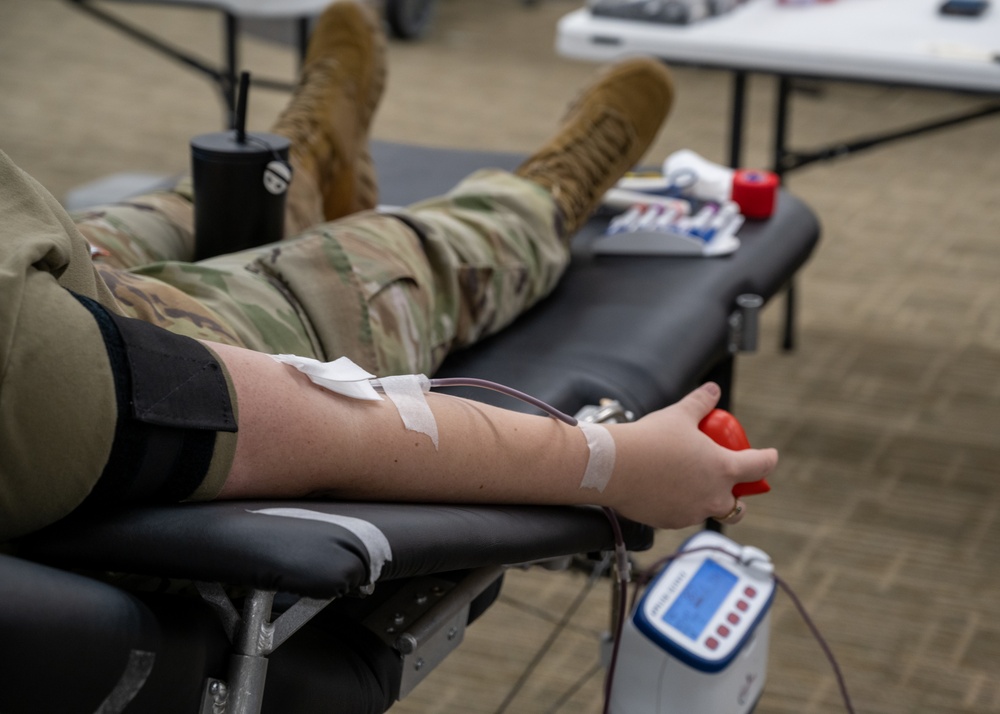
[732,446,779,483]
[678,382,722,422]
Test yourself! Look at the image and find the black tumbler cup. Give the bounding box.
[190,131,292,261]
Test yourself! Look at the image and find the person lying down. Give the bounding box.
[0,1,776,543]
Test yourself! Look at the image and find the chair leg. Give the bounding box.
[225,590,275,714]
[194,584,337,714]
[782,281,797,351]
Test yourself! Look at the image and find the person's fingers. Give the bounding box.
[676,381,722,422]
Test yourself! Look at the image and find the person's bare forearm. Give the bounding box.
[209,342,778,530]
[215,342,593,506]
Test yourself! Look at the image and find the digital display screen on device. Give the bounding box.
[662,560,739,640]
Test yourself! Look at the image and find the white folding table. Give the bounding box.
[558,0,1000,171]
[558,0,1000,348]
[66,0,327,129]
[65,0,440,129]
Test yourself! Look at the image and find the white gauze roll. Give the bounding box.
[663,148,735,203]
[578,422,616,492]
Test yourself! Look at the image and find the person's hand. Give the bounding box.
[601,383,777,530]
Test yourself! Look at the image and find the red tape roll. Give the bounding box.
[731,169,779,219]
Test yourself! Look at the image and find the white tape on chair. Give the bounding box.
[250,507,393,583]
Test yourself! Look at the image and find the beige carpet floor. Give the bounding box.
[2,1,999,713]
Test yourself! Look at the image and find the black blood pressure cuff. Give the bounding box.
[72,294,237,512]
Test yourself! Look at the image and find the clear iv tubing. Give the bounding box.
[600,507,630,714]
[428,377,579,426]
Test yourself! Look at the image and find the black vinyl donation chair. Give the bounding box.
[0,141,820,714]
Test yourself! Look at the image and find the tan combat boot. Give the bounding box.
[515,57,674,239]
[271,1,387,235]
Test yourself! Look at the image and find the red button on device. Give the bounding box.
[706,637,719,650]
[717,625,731,638]
[728,613,740,625]
[736,600,749,612]
[745,586,757,598]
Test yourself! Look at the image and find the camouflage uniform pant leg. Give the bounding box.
[71,177,197,269]
[67,176,319,353]
[137,169,564,377]
[73,169,563,378]
[369,169,568,375]
[233,168,566,376]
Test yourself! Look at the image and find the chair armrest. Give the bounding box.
[18,502,653,598]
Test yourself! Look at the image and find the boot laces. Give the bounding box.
[523,108,637,228]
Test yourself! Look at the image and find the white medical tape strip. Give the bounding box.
[578,422,616,493]
[271,354,382,401]
[377,374,439,449]
[249,508,392,584]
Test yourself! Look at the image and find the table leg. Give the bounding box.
[296,17,311,67]
[773,75,797,351]
[782,282,797,351]
[66,0,309,129]
[772,75,792,176]
[702,353,737,534]
[705,355,735,412]
[728,71,748,168]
